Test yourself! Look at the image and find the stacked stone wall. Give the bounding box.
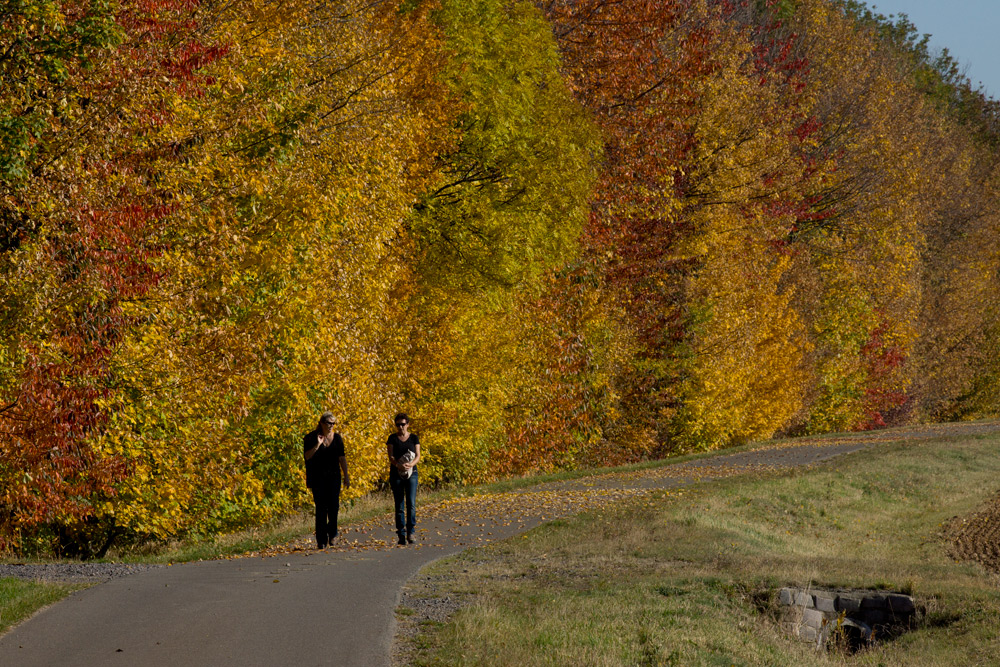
[777,587,917,648]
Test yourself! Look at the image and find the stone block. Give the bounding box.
[861,594,887,609]
[815,595,837,613]
[793,591,815,608]
[836,595,861,613]
[778,588,795,605]
[802,608,828,629]
[798,625,818,642]
[886,594,915,615]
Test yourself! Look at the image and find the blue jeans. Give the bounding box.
[390,469,418,537]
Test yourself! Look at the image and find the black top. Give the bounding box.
[303,430,345,488]
[387,433,419,478]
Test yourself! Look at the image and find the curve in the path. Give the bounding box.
[2,423,995,666]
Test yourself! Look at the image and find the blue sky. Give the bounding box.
[862,1,1000,98]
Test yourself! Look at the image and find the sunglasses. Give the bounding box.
[322,421,336,426]
[395,422,407,427]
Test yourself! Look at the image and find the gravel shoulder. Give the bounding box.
[0,562,163,584]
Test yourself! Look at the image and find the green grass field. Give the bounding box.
[0,578,87,637]
[397,432,1000,665]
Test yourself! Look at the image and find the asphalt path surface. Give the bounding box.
[2,424,995,666]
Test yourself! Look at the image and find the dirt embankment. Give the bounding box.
[946,492,1000,575]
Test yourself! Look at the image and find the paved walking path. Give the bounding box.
[2,423,996,666]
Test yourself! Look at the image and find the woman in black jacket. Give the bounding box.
[304,412,350,548]
[386,412,420,545]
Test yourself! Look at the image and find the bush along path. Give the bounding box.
[2,423,996,667]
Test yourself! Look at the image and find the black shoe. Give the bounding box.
[397,535,406,546]
[406,534,415,544]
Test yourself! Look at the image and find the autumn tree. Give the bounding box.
[5,0,1000,555]
[0,0,227,554]
[90,0,447,544]
[1,0,446,552]
[399,0,602,481]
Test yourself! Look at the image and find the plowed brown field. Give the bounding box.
[947,493,1000,575]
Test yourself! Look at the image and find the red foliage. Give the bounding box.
[0,200,175,543]
[542,0,710,343]
[497,272,602,475]
[0,0,224,546]
[855,317,909,430]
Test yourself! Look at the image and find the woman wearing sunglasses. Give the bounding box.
[386,413,420,545]
[303,411,350,548]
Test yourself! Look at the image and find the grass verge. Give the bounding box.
[397,432,1000,665]
[0,578,88,636]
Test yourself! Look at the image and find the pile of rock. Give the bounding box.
[777,586,917,650]
[0,562,162,583]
